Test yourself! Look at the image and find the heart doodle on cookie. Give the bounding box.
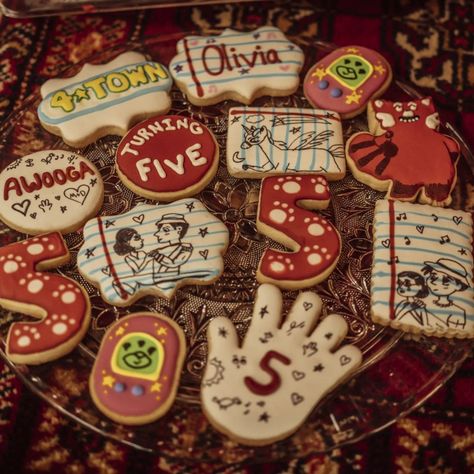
[101,266,111,277]
[453,216,463,225]
[292,370,306,381]
[64,185,90,205]
[30,213,37,219]
[416,225,424,234]
[339,355,352,366]
[132,214,145,225]
[199,249,209,260]
[12,199,31,216]
[303,302,313,311]
[382,239,391,248]
[291,392,304,405]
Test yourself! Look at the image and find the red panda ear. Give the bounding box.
[373,100,384,109]
[421,97,431,107]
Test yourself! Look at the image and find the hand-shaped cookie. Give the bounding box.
[201,284,362,445]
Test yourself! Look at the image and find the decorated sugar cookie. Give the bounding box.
[38,52,173,147]
[77,199,229,306]
[0,232,91,365]
[372,200,474,338]
[169,27,304,106]
[0,150,104,235]
[227,107,345,179]
[346,97,460,207]
[257,175,341,289]
[304,45,392,119]
[89,313,185,425]
[201,284,362,445]
[116,115,219,201]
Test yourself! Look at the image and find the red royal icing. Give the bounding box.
[116,115,217,196]
[258,175,340,284]
[347,98,460,204]
[91,313,184,419]
[244,350,291,396]
[0,232,89,359]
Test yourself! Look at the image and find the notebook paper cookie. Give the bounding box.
[77,199,229,306]
[169,27,304,106]
[227,107,345,179]
[0,150,104,235]
[38,52,173,147]
[372,200,474,338]
[90,313,185,425]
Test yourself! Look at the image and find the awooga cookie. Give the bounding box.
[0,150,104,235]
[38,52,173,147]
[304,45,392,119]
[89,313,185,425]
[227,107,345,179]
[201,283,362,445]
[0,232,91,365]
[346,97,460,207]
[169,26,304,106]
[116,115,219,201]
[256,175,341,289]
[372,200,474,338]
[77,199,229,306]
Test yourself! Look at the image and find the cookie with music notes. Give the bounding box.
[372,199,474,338]
[169,27,304,106]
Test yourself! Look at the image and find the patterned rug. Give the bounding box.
[0,1,473,472]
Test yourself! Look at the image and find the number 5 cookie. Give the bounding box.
[90,313,185,425]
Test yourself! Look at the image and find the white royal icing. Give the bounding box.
[77,199,229,305]
[201,284,362,445]
[169,27,304,105]
[38,52,173,146]
[372,199,474,337]
[0,150,104,234]
[226,107,345,178]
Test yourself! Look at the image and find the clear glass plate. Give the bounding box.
[0,34,471,463]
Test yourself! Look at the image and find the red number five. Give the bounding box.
[257,175,341,289]
[0,232,90,364]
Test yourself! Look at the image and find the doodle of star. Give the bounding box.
[105,219,116,228]
[115,326,125,336]
[313,363,324,372]
[259,305,269,318]
[259,412,270,422]
[60,206,67,213]
[218,327,228,338]
[345,90,362,105]
[73,88,90,102]
[374,64,386,75]
[42,155,53,165]
[199,227,209,238]
[85,247,96,259]
[239,68,250,75]
[271,116,285,127]
[291,127,301,134]
[150,382,162,393]
[173,64,183,73]
[186,201,195,212]
[90,178,97,187]
[311,67,327,81]
[346,47,359,53]
[157,327,167,336]
[458,248,468,256]
[325,112,337,120]
[102,375,115,387]
[231,116,240,124]
[34,194,40,200]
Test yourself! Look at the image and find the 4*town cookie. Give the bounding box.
[169,26,304,106]
[38,52,173,147]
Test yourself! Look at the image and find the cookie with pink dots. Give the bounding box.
[0,232,91,365]
[257,175,341,289]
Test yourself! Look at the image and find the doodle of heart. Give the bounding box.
[279,64,290,71]
[453,216,463,225]
[55,195,61,201]
[199,249,209,260]
[291,392,304,405]
[64,185,90,205]
[12,199,31,216]
[101,266,111,277]
[292,370,305,381]
[340,354,352,366]
[381,239,390,248]
[416,225,424,234]
[303,302,313,311]
[132,214,145,224]
[30,213,37,219]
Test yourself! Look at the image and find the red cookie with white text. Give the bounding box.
[116,115,219,201]
[0,232,91,365]
[89,312,185,425]
[304,45,392,119]
[346,97,460,207]
[257,175,341,290]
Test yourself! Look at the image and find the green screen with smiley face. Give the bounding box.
[328,54,372,89]
[116,333,160,376]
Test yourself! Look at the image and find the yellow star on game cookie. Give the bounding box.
[374,64,386,75]
[311,67,327,80]
[346,47,359,53]
[115,326,125,336]
[102,375,115,387]
[156,327,167,336]
[150,382,162,393]
[345,90,362,104]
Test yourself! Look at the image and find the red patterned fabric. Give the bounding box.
[0,1,473,472]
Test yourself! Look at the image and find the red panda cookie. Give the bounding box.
[346,97,460,207]
[89,312,185,425]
